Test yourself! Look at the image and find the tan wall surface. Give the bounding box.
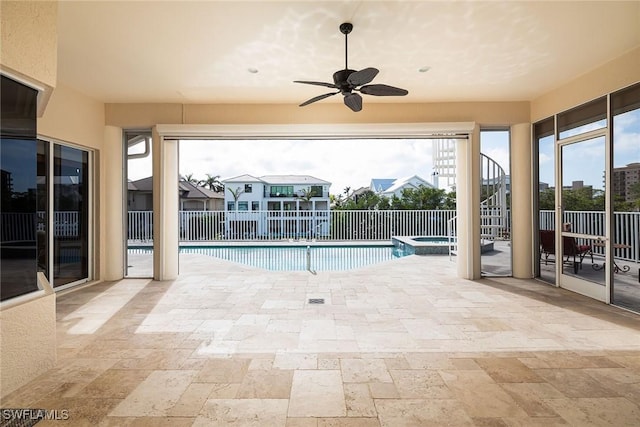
[0,293,57,398]
[38,84,105,149]
[531,47,640,122]
[0,0,58,112]
[106,101,530,128]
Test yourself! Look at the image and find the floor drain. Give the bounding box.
[308,298,325,304]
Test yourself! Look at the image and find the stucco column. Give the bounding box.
[102,126,124,280]
[456,127,482,279]
[152,128,179,280]
[510,123,533,278]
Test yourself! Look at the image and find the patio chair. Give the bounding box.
[539,230,593,274]
[562,235,593,273]
[539,230,555,264]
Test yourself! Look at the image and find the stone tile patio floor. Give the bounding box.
[3,253,640,426]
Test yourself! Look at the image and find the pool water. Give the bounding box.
[128,245,407,271]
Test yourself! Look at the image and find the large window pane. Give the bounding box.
[611,82,640,311]
[54,145,89,287]
[0,76,39,301]
[535,117,555,283]
[0,138,39,300]
[37,140,49,278]
[557,96,607,139]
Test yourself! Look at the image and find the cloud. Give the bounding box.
[176,138,437,194]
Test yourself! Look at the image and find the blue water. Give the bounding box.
[130,245,407,271]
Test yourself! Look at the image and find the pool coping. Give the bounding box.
[129,240,393,249]
[391,235,452,255]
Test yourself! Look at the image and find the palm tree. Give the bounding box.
[227,186,245,211]
[199,174,224,192]
[183,173,198,184]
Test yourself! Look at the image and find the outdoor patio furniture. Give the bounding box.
[539,230,593,273]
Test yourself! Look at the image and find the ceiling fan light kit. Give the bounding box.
[295,22,408,112]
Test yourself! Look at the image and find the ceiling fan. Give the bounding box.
[294,22,408,112]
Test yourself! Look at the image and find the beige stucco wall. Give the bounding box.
[38,83,106,148]
[0,0,57,113]
[531,46,640,123]
[0,276,56,398]
[106,101,530,128]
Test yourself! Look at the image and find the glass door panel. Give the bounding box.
[126,132,153,277]
[536,119,555,284]
[53,145,89,287]
[559,135,607,301]
[612,100,640,311]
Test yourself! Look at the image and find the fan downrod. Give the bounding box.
[339,22,353,35]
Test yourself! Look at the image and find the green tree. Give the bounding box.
[199,174,224,192]
[538,189,555,210]
[183,173,198,184]
[630,182,640,211]
[227,186,245,211]
[397,185,449,210]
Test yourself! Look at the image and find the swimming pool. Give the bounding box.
[183,245,405,271]
[129,244,407,271]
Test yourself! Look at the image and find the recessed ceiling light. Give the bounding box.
[418,66,431,73]
[248,68,259,74]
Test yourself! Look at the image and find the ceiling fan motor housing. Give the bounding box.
[333,69,357,94]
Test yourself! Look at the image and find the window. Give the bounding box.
[1,76,93,299]
[53,144,89,287]
[238,202,248,211]
[251,201,260,211]
[227,201,235,211]
[1,76,39,301]
[244,184,252,193]
[310,186,323,197]
[557,96,607,139]
[271,185,293,197]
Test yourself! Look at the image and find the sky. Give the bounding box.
[538,109,640,190]
[127,132,512,195]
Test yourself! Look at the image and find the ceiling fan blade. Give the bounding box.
[299,91,339,107]
[294,80,338,89]
[359,84,408,96]
[347,67,379,87]
[343,93,362,112]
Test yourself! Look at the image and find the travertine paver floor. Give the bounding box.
[3,254,640,426]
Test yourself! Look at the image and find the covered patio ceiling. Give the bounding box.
[57,1,640,105]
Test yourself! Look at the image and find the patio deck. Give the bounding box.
[3,254,640,426]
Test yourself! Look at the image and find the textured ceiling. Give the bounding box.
[57,1,640,105]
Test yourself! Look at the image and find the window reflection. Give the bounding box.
[612,82,640,312]
[53,145,89,287]
[0,138,39,300]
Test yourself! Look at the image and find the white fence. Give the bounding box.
[1,212,78,240]
[5,210,636,263]
[539,210,640,263]
[128,210,457,243]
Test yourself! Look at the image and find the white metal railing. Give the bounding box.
[480,153,508,239]
[539,209,640,263]
[127,210,457,243]
[447,216,458,260]
[1,212,78,240]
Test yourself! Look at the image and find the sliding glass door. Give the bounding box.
[53,144,90,287]
[535,82,640,312]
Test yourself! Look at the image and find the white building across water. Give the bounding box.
[222,174,331,239]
